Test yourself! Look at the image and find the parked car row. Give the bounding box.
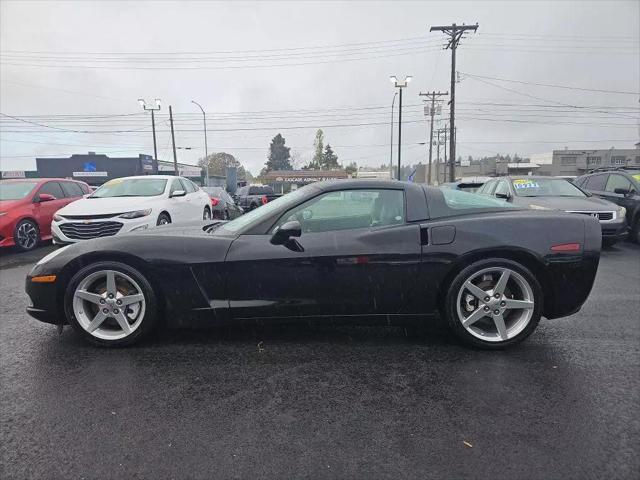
[0,175,247,252]
[0,178,90,251]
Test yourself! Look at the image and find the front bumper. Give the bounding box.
[0,219,16,248]
[25,277,62,324]
[600,220,628,241]
[52,217,151,244]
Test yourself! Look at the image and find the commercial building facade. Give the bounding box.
[33,152,204,186]
[546,148,640,177]
[263,169,349,193]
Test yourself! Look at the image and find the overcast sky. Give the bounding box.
[1,0,638,175]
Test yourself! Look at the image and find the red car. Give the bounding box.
[0,178,90,251]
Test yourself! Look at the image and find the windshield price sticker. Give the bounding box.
[104,178,123,186]
[513,179,539,189]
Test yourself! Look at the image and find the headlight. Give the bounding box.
[53,214,63,222]
[528,204,551,210]
[618,206,626,218]
[119,209,152,219]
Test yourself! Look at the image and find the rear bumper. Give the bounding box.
[543,253,600,319]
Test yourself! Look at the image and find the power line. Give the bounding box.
[460,72,640,95]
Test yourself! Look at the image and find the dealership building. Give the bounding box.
[30,152,204,186]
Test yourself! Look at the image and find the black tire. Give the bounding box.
[444,258,543,349]
[156,212,171,226]
[64,261,158,347]
[14,219,40,252]
[203,206,211,220]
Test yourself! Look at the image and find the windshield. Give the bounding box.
[221,186,313,233]
[202,187,225,196]
[512,178,586,197]
[441,188,517,210]
[0,181,38,200]
[90,178,167,198]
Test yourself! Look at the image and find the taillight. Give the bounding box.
[210,197,220,206]
[551,243,581,252]
[261,195,268,205]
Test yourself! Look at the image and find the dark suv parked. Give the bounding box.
[477,175,627,246]
[574,167,640,243]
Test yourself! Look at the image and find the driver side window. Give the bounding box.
[169,179,183,195]
[494,181,510,197]
[273,189,405,234]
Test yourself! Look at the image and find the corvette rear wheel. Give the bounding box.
[65,261,158,347]
[445,259,542,349]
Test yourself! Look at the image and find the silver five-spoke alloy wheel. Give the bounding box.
[16,221,38,250]
[456,267,535,342]
[72,270,146,341]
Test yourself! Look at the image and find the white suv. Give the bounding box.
[51,175,212,244]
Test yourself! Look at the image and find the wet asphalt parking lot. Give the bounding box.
[1,242,639,480]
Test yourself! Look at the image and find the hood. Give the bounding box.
[130,220,228,237]
[0,199,28,212]
[514,195,619,211]
[57,196,159,216]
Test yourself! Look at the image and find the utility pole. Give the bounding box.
[436,128,442,184]
[430,22,478,182]
[389,92,398,180]
[442,126,448,184]
[390,75,412,181]
[419,91,447,184]
[169,105,178,175]
[397,86,403,181]
[191,100,209,186]
[138,98,161,163]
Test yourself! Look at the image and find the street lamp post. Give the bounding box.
[390,76,412,181]
[389,92,398,179]
[191,100,209,186]
[137,98,161,163]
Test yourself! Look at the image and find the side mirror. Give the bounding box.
[170,190,186,198]
[495,192,511,200]
[35,193,56,203]
[270,220,302,245]
[614,187,631,196]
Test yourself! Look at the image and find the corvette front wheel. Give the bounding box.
[64,261,158,347]
[444,258,542,349]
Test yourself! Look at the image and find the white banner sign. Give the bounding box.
[73,171,108,177]
[2,170,26,178]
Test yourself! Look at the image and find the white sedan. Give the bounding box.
[51,175,212,244]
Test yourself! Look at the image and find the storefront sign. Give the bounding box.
[1,170,26,178]
[274,176,344,183]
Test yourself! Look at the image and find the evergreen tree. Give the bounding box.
[308,129,324,170]
[322,144,340,169]
[265,133,292,171]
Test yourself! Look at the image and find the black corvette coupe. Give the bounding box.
[26,180,601,349]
